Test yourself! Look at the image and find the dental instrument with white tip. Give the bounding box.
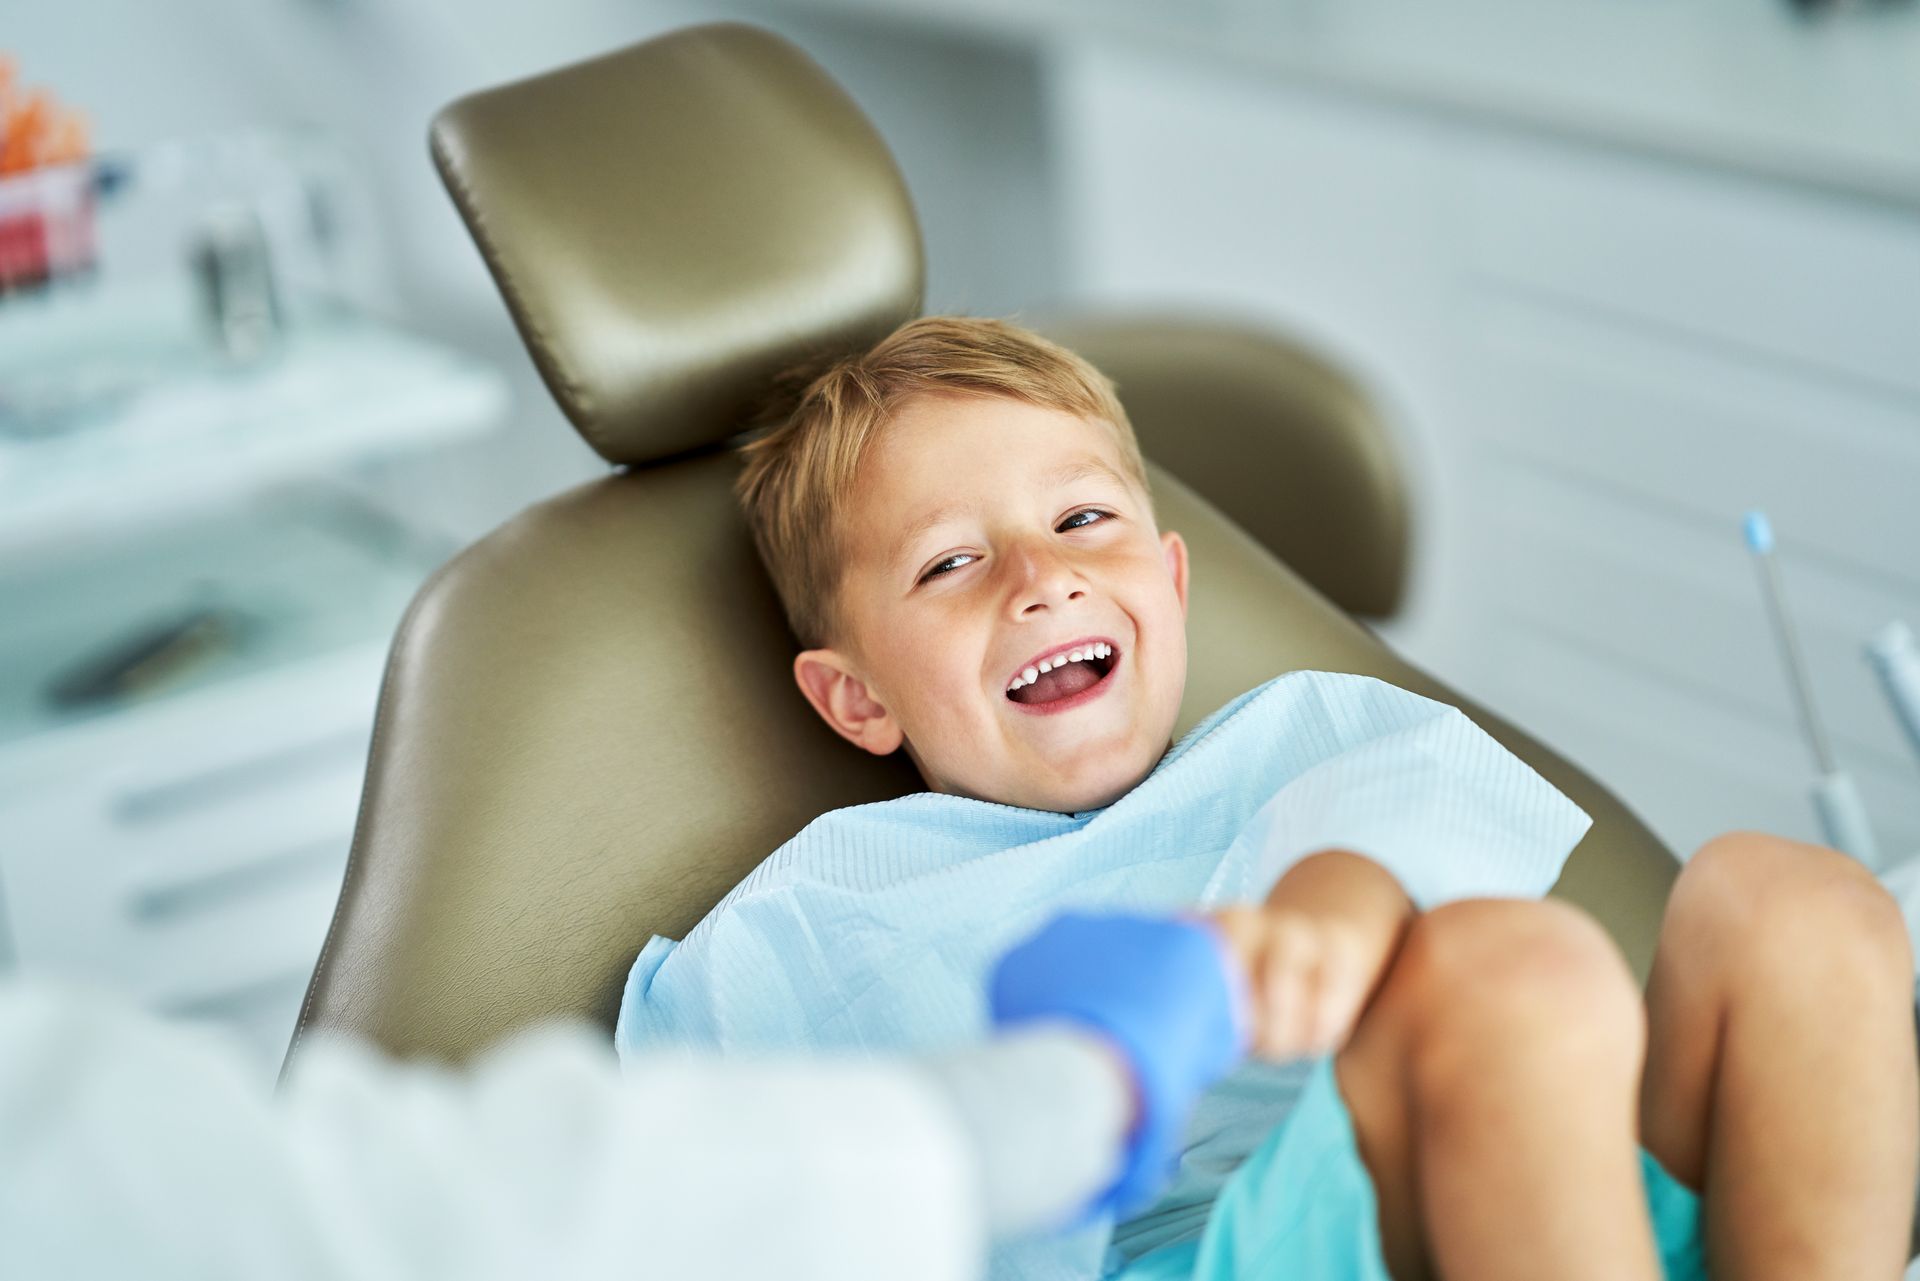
[1866,621,1920,770]
[1743,510,1880,868]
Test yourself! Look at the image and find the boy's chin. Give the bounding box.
[910,715,1174,812]
[959,757,1159,815]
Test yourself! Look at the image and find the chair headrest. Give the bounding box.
[430,23,925,464]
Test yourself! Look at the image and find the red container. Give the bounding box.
[0,164,96,293]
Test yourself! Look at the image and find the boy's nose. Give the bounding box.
[1008,543,1090,616]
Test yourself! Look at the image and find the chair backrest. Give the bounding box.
[289,24,1677,1066]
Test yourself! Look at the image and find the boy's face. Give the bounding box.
[792,392,1189,814]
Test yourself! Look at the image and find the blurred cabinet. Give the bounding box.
[0,655,381,1070]
[0,492,449,1071]
[0,257,506,1075]
[0,127,506,1075]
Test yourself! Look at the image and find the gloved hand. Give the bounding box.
[988,912,1250,1220]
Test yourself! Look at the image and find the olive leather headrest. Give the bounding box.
[429,22,925,464]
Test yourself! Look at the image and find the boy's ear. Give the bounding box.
[1162,529,1190,617]
[792,649,905,756]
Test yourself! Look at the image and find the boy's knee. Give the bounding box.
[1393,898,1644,1087]
[1676,831,1912,993]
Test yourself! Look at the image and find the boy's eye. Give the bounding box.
[916,511,1111,584]
[920,553,976,582]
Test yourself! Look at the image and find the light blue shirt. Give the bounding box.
[617,671,1591,1278]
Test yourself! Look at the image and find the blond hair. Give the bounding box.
[736,315,1147,648]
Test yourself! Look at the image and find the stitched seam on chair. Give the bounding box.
[431,130,607,457]
[286,550,460,1069]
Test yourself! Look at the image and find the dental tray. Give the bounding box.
[0,490,431,748]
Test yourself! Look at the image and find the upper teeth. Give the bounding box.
[1007,642,1113,692]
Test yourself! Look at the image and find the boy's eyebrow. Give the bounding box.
[887,456,1129,572]
[1046,457,1128,491]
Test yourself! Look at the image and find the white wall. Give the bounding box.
[1051,33,1920,863]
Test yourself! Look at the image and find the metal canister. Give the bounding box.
[189,202,281,362]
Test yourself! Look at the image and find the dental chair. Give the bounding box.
[288,21,1679,1068]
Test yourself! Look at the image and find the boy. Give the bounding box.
[618,316,1917,1279]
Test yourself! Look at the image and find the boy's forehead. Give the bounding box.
[870,394,1128,491]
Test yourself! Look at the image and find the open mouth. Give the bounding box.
[1005,639,1120,708]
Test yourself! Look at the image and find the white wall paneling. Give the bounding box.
[1053,35,1920,860]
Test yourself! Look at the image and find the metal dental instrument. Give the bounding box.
[1744,510,1880,867]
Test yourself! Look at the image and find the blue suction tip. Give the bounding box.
[1743,510,1774,555]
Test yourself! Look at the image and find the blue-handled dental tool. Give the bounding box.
[1744,511,1880,867]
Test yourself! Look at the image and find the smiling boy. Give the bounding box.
[621,316,1917,1281]
[775,387,1186,815]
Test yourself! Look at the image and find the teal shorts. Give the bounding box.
[1113,1056,1706,1281]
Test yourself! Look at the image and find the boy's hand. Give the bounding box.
[1206,903,1380,1061]
[1206,848,1417,1062]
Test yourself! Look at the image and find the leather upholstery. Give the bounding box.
[289,23,1678,1067]
[431,22,924,464]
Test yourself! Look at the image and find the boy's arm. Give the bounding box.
[1210,849,1415,1060]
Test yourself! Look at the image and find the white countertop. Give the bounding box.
[0,281,508,556]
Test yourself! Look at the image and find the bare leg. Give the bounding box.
[1637,830,1918,1280]
[1335,898,1660,1281]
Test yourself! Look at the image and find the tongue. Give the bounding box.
[1011,659,1101,705]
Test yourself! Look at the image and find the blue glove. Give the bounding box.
[988,912,1249,1220]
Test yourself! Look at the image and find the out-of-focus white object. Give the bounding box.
[1743,511,1881,868]
[1867,621,1920,769]
[1880,858,1920,949]
[0,980,999,1281]
[1811,771,1881,871]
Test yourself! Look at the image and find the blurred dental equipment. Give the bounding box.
[1743,511,1880,867]
[1863,623,1920,958]
[0,55,95,294]
[1867,621,1920,769]
[189,202,282,362]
